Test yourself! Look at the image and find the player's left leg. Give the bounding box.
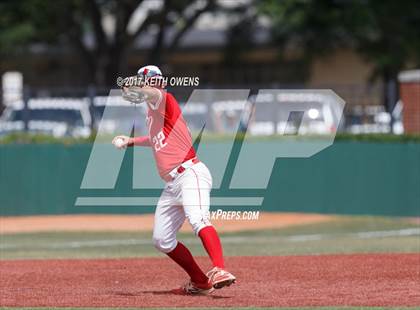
[153,183,211,293]
[180,162,236,289]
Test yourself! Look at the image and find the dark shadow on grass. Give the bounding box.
[145,289,231,299]
[108,290,232,299]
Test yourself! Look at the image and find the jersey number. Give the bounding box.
[152,130,167,151]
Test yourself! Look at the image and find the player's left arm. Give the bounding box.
[123,85,163,110]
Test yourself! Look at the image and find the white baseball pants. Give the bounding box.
[153,162,213,253]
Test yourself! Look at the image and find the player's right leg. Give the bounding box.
[180,162,236,289]
[153,183,212,294]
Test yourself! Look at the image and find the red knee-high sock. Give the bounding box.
[166,242,208,284]
[198,226,225,268]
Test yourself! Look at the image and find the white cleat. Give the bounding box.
[206,267,236,289]
[172,279,214,295]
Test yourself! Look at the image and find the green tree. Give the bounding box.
[0,0,216,86]
[259,0,420,110]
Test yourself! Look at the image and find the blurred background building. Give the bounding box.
[1,0,419,137]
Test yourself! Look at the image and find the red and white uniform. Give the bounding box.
[132,89,213,253]
[132,90,196,180]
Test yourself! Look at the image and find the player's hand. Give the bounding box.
[122,86,145,104]
[112,135,131,149]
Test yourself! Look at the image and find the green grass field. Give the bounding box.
[1,216,418,260]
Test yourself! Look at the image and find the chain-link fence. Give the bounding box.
[0,83,402,138]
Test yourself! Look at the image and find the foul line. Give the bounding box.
[1,228,419,250]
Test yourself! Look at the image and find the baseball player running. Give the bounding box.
[112,65,236,295]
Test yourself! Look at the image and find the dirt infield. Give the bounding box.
[1,254,419,307]
[0,212,333,234]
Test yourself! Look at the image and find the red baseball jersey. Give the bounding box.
[132,89,196,179]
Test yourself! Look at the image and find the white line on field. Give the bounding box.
[1,228,419,250]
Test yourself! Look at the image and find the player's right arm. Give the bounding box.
[112,135,151,149]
